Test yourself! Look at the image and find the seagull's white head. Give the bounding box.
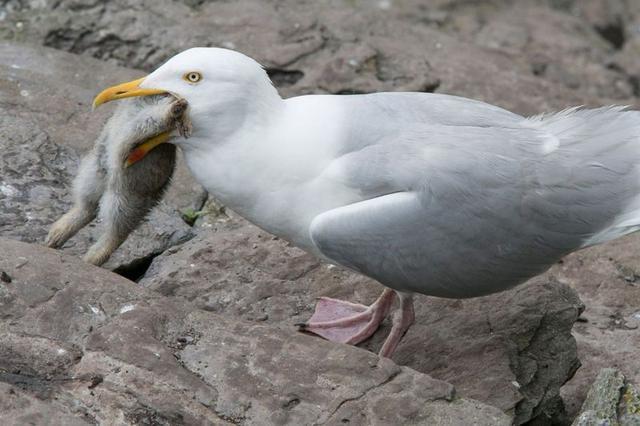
[93,47,281,160]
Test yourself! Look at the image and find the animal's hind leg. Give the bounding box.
[85,141,176,266]
[46,149,105,248]
[83,232,125,266]
[83,190,157,266]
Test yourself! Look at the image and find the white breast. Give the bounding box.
[181,95,360,250]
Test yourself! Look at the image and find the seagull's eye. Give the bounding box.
[183,71,202,84]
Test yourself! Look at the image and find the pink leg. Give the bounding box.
[379,292,414,358]
[298,289,395,344]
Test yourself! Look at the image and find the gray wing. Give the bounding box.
[309,191,558,298]
[310,114,640,298]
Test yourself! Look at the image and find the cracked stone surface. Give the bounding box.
[548,236,640,419]
[0,42,201,273]
[2,0,640,424]
[1,0,635,114]
[571,368,640,425]
[0,238,511,425]
[141,216,584,424]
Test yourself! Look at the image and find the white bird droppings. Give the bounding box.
[89,305,101,314]
[221,41,236,49]
[119,304,136,314]
[20,89,29,97]
[511,381,521,389]
[0,183,19,197]
[378,0,392,10]
[57,348,67,355]
[14,257,28,269]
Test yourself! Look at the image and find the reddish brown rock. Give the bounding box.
[3,1,640,423]
[548,235,640,419]
[0,238,510,425]
[141,215,584,424]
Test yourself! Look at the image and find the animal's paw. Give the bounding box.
[45,217,74,248]
[83,245,111,266]
[83,237,121,267]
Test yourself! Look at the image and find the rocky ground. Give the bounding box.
[1,0,640,424]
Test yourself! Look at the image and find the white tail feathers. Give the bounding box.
[527,106,640,248]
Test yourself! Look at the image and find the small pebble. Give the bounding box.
[119,304,136,314]
[221,40,236,49]
[88,375,103,389]
[626,312,640,329]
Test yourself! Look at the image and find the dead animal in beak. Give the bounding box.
[45,95,191,266]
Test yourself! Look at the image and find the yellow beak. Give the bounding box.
[125,132,172,168]
[93,77,167,109]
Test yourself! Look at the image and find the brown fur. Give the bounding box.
[46,95,190,266]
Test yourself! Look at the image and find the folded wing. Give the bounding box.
[310,110,640,297]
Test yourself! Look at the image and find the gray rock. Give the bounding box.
[0,0,627,114]
[550,236,640,420]
[572,368,640,426]
[0,42,200,274]
[140,216,584,424]
[452,4,633,101]
[0,237,511,425]
[2,0,640,423]
[0,383,92,426]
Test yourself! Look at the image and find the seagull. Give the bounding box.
[93,47,640,357]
